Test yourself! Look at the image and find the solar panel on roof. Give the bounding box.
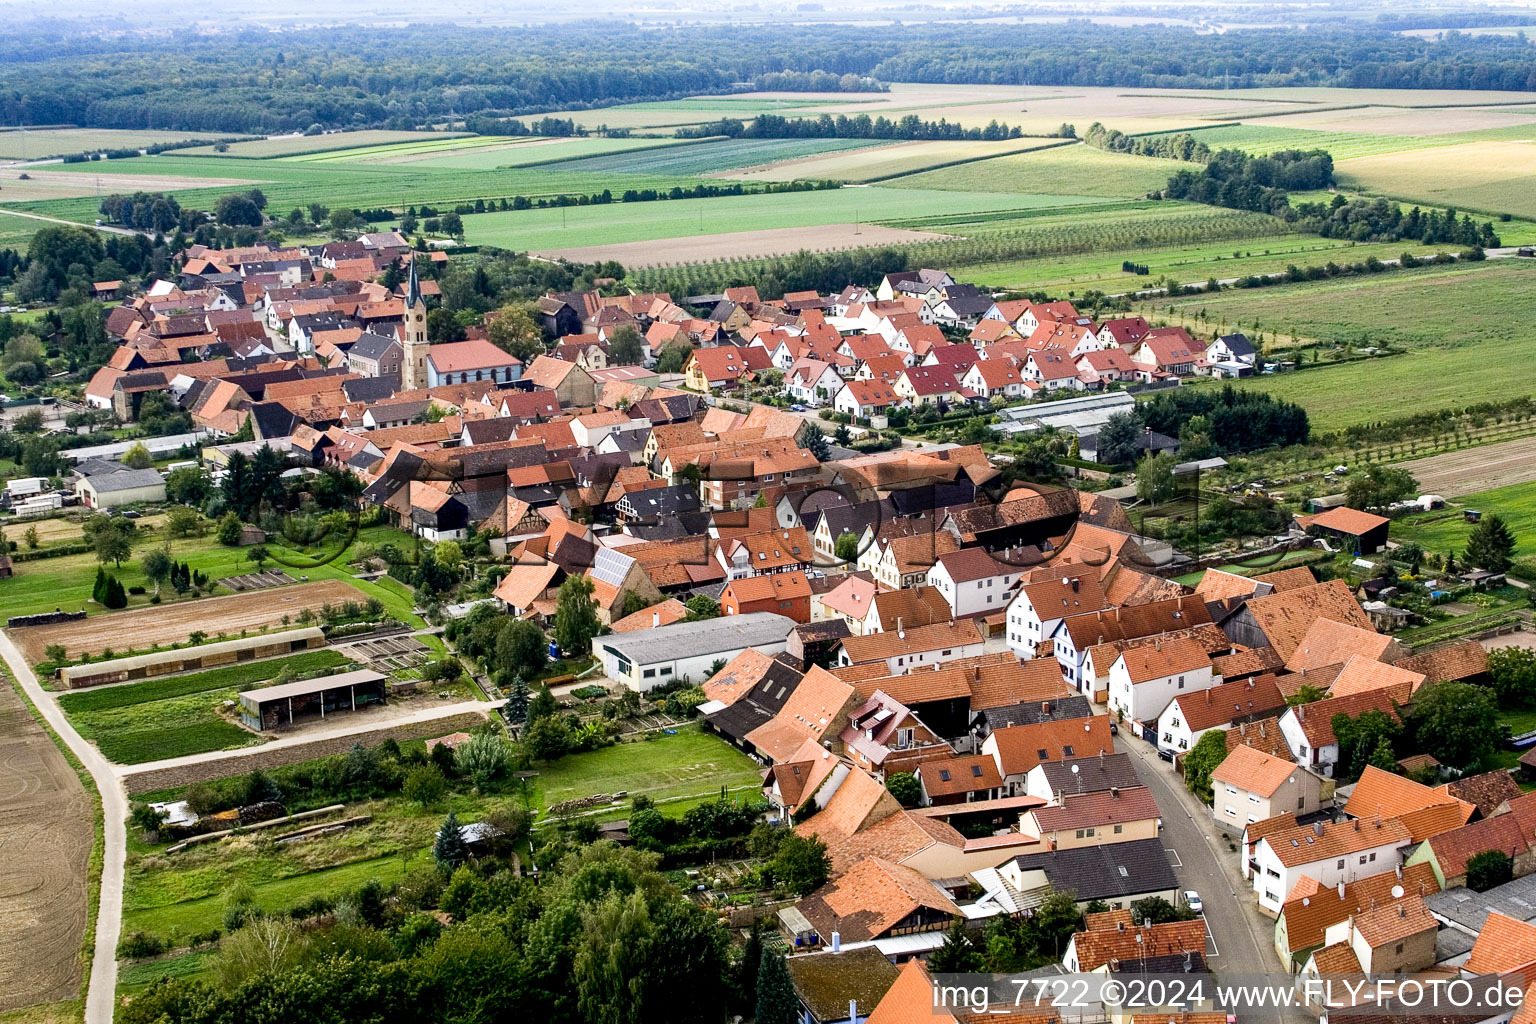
[590,546,635,588]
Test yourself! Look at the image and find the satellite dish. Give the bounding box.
[1391,885,1404,898]
[1084,722,1092,732]
[1302,897,1310,906]
[1071,764,1080,774]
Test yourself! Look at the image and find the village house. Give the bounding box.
[926,547,1021,619]
[1251,817,1413,914]
[1209,745,1325,834]
[1106,638,1217,734]
[1156,674,1285,754]
[720,570,813,623]
[1021,785,1162,851]
[836,619,985,673]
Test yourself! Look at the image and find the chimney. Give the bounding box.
[1395,864,1403,881]
[1042,700,1052,715]
[1071,577,1080,593]
[1353,819,1360,832]
[1313,820,1326,837]
[1117,921,1126,933]
[831,931,841,953]
[652,611,660,627]
[1338,881,1346,899]
[1398,905,1407,919]
[1111,787,1120,799]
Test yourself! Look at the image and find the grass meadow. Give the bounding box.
[553,137,887,177]
[1391,481,1536,556]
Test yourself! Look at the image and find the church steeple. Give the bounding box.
[404,254,423,309]
[402,255,428,391]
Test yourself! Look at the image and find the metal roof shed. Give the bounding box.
[239,669,387,731]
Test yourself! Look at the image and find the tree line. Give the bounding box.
[6,23,1536,134]
[677,111,1030,141]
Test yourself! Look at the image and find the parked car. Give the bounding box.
[1158,747,1175,763]
[1184,890,1203,914]
[790,404,805,412]
[1108,721,1118,736]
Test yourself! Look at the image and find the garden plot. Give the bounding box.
[342,635,430,675]
[215,570,297,592]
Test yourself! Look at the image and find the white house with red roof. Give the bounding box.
[833,378,901,420]
[893,365,960,407]
[785,358,843,407]
[1076,348,1137,388]
[1128,327,1200,380]
[1022,350,1082,392]
[960,359,1026,400]
[1015,300,1082,335]
[1097,316,1151,350]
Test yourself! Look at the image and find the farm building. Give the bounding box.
[58,627,328,688]
[1293,506,1390,555]
[592,612,794,692]
[74,467,166,509]
[239,668,387,730]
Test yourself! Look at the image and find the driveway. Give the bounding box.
[1115,729,1306,1024]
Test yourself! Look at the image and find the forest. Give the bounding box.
[4,21,1536,133]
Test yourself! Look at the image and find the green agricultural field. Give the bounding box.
[458,185,1099,251]
[725,137,1068,184]
[0,128,235,160]
[1337,140,1536,219]
[180,130,469,158]
[961,235,1466,294]
[1158,259,1536,351]
[1392,481,1536,556]
[2,156,702,229]
[393,136,698,170]
[69,686,258,765]
[1150,261,1536,430]
[1142,124,1467,161]
[550,137,886,177]
[887,142,1180,199]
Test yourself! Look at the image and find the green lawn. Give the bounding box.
[529,724,763,811]
[70,687,258,765]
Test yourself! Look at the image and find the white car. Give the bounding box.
[1184,890,1203,914]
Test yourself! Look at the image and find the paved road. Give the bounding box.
[1116,729,1304,1024]
[0,632,123,1024]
